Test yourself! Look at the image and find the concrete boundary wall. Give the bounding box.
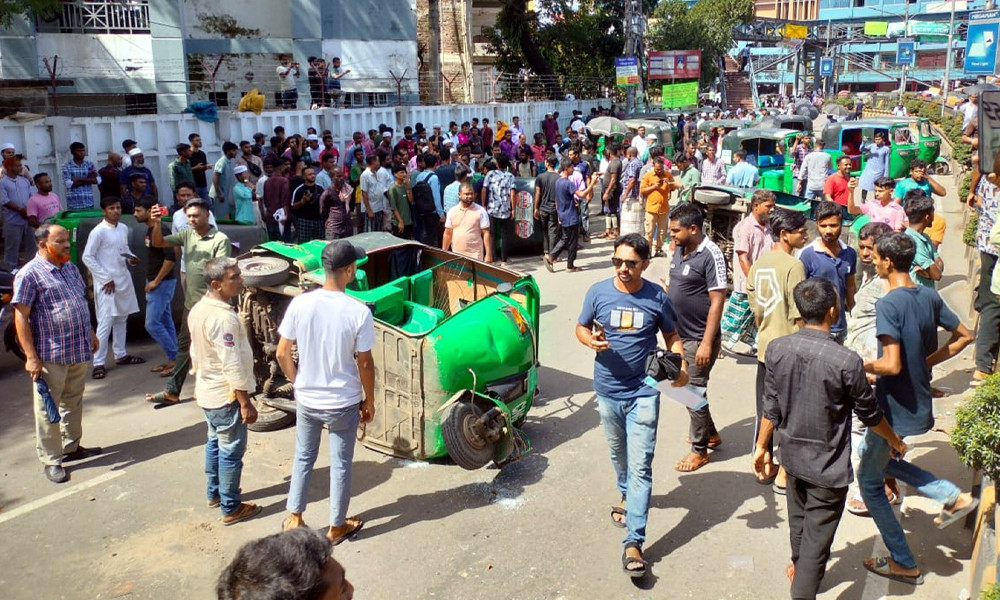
[0,99,604,206]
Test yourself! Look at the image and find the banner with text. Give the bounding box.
[649,50,702,80]
[661,82,699,109]
[965,10,1000,75]
[615,56,639,87]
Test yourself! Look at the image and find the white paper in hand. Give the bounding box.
[644,376,707,410]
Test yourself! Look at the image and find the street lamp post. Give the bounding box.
[941,0,958,119]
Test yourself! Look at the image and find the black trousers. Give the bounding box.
[538,210,561,255]
[975,251,1000,373]
[786,475,848,600]
[549,224,579,268]
[754,361,773,456]
[420,213,442,248]
[491,217,514,262]
[683,337,720,454]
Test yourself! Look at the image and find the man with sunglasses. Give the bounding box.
[576,233,689,579]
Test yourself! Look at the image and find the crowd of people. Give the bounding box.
[3,95,998,599]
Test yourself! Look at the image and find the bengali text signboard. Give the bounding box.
[615,56,639,87]
[648,50,702,80]
[661,81,699,108]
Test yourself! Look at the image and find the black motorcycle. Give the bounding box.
[0,270,26,361]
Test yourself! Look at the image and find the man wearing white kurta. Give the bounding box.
[81,196,143,378]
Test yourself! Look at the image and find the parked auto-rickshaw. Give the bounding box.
[749,114,813,132]
[624,118,676,158]
[698,119,750,138]
[720,128,799,193]
[819,117,940,179]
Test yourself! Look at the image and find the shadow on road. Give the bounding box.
[72,421,206,472]
[244,458,399,510]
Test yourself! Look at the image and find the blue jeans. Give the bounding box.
[857,428,961,569]
[196,186,211,204]
[597,394,660,547]
[286,403,361,527]
[204,402,248,516]
[804,188,823,201]
[144,278,178,362]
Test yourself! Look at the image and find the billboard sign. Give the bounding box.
[615,56,639,87]
[661,81,699,108]
[896,39,915,66]
[820,57,834,77]
[648,50,702,80]
[965,10,1000,75]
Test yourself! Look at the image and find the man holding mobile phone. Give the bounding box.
[576,233,689,579]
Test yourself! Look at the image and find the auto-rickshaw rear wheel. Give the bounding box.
[441,397,504,470]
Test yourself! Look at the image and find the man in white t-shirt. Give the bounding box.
[276,240,375,546]
[631,126,648,157]
[276,58,300,109]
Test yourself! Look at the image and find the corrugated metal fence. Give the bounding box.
[1,98,604,205]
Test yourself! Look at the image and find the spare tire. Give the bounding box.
[693,188,733,205]
[441,399,495,470]
[239,256,291,288]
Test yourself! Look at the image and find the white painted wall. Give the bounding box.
[35,33,155,82]
[320,40,419,95]
[182,0,291,39]
[0,98,604,208]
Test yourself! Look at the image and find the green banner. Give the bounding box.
[661,81,699,109]
[864,21,889,36]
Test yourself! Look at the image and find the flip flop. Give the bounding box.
[91,366,106,380]
[622,542,648,579]
[675,452,709,472]
[846,494,869,516]
[610,506,627,528]
[327,517,364,546]
[115,355,146,365]
[935,497,979,529]
[150,362,171,373]
[146,392,180,404]
[863,556,923,585]
[772,482,787,496]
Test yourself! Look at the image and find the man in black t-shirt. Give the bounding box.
[291,166,324,244]
[664,203,728,472]
[533,155,561,260]
[188,133,211,202]
[134,197,179,374]
[598,142,624,239]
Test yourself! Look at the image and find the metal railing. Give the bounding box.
[36,1,150,35]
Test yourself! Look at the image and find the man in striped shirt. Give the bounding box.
[12,224,101,484]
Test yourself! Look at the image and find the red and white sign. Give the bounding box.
[648,50,702,80]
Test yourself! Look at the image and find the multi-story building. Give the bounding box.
[0,0,419,115]
[749,0,991,95]
[415,0,502,104]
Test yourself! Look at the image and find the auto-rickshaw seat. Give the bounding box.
[352,284,408,325]
[398,301,445,335]
[410,269,434,307]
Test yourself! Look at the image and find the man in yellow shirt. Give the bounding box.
[640,157,680,256]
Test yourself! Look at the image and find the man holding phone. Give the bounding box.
[576,233,689,579]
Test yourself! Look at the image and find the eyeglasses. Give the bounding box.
[611,258,640,269]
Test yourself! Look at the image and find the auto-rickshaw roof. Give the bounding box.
[623,118,675,132]
[723,127,800,142]
[700,119,747,130]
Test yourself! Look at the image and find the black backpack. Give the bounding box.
[412,171,438,215]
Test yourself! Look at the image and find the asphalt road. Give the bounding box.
[0,171,983,599]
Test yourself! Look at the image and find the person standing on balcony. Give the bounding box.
[326,57,350,108]
[276,57,300,109]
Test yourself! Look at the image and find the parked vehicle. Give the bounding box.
[623,118,676,158]
[720,128,799,193]
[237,233,540,470]
[0,269,25,361]
[819,117,940,179]
[749,114,813,132]
[698,119,750,137]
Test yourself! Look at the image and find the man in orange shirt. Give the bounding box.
[640,157,681,256]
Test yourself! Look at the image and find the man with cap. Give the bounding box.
[61,142,99,210]
[1,155,37,270]
[120,139,137,169]
[0,143,32,180]
[305,134,323,164]
[276,239,375,546]
[119,148,158,201]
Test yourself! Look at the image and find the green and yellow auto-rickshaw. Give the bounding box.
[819,117,940,179]
[720,128,800,194]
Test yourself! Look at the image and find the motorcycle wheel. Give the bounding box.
[4,321,25,362]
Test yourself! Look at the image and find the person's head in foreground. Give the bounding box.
[217,528,354,600]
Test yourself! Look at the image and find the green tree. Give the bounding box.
[0,0,61,28]
[647,0,755,86]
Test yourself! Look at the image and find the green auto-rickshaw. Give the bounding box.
[698,119,751,138]
[749,114,814,132]
[720,128,800,194]
[819,117,939,179]
[624,118,676,158]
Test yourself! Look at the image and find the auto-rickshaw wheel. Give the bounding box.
[247,396,295,432]
[441,399,496,470]
[932,159,951,176]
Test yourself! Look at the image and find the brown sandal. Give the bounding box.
[675,452,709,472]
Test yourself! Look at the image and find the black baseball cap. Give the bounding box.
[322,240,366,271]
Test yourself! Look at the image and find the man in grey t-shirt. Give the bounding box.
[800,140,832,201]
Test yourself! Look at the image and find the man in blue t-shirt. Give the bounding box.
[576,233,689,579]
[798,201,857,343]
[859,232,976,585]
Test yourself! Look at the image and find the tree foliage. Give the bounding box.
[0,0,61,28]
[484,0,656,99]
[647,0,755,86]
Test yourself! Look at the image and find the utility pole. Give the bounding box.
[623,0,645,113]
[899,1,910,100]
[941,0,958,119]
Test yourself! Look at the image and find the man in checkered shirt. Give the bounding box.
[12,223,101,484]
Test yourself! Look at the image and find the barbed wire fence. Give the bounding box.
[18,55,615,117]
